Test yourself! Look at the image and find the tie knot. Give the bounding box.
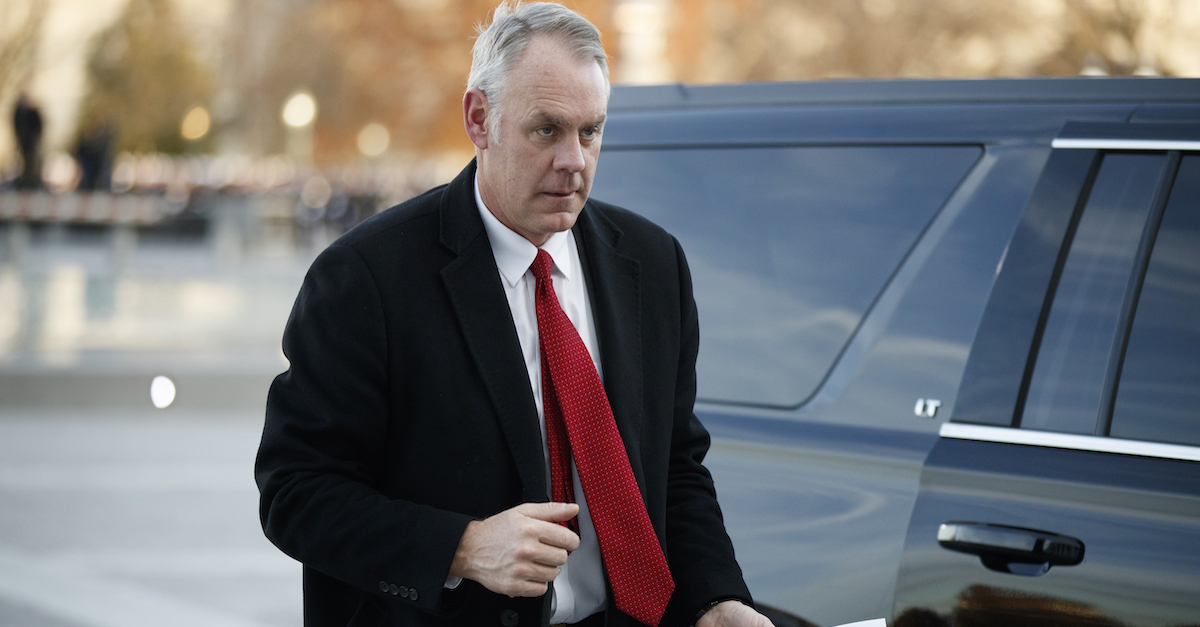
[531,249,553,281]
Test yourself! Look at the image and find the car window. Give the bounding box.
[1110,155,1200,445]
[1020,152,1168,434]
[591,146,981,407]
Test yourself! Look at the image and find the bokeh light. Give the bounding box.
[281,92,317,128]
[181,106,211,140]
[300,175,332,209]
[357,123,390,157]
[150,375,177,409]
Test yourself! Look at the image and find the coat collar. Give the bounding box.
[439,161,547,502]
[438,159,485,255]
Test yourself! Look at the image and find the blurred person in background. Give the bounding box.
[13,91,44,190]
[75,118,114,191]
[256,2,771,626]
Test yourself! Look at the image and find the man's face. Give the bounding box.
[475,35,608,246]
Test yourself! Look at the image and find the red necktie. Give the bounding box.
[532,250,675,627]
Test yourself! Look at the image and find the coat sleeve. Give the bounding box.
[254,242,473,619]
[662,236,755,622]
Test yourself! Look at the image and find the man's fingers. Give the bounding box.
[515,502,581,552]
[520,560,564,583]
[450,502,582,598]
[516,501,579,522]
[539,522,580,552]
[530,545,570,568]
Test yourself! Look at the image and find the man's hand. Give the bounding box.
[449,502,580,597]
[697,600,774,627]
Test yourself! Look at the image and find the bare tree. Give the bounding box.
[666,0,1193,81]
[1,0,49,167]
[218,0,321,158]
[78,0,215,155]
[1041,0,1151,75]
[209,0,1196,165]
[669,0,1069,82]
[0,0,48,98]
[220,0,618,165]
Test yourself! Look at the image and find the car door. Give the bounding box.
[892,122,1200,627]
[589,140,989,626]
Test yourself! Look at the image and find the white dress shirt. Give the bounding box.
[473,175,607,623]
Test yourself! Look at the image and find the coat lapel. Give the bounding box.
[439,162,548,503]
[438,166,648,502]
[573,205,648,492]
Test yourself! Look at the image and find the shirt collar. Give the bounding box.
[474,173,574,287]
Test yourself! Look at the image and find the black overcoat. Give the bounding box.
[256,161,750,627]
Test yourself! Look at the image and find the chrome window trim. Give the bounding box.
[1052,138,1200,151]
[940,422,1200,462]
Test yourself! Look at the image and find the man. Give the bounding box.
[256,3,771,626]
[13,92,43,190]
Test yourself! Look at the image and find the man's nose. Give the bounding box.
[554,136,586,173]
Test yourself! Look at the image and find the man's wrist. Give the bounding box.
[693,598,743,626]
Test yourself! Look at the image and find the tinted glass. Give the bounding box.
[591,146,981,406]
[1111,155,1200,445]
[1022,153,1167,434]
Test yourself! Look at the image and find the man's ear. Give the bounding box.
[463,88,490,150]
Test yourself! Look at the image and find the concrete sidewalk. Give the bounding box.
[0,411,300,627]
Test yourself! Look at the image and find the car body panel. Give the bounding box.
[895,438,1200,627]
[594,79,1200,626]
[894,122,1200,626]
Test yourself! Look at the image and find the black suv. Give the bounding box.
[592,78,1200,627]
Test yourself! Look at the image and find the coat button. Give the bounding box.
[378,581,389,593]
[388,584,399,596]
[398,586,409,598]
[409,588,419,601]
[500,609,519,626]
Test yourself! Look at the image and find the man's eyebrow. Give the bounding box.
[534,112,607,128]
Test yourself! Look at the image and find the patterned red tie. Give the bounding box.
[532,250,675,627]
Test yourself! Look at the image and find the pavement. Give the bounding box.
[0,410,301,627]
[0,217,320,626]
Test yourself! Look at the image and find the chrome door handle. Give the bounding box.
[938,522,1085,576]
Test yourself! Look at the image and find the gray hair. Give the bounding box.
[467,1,610,139]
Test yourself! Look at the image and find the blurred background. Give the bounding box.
[4,0,1200,186]
[0,1,1197,626]
[2,0,1199,380]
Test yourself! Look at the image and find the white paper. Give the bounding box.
[831,619,887,627]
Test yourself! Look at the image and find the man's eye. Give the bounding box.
[536,127,554,137]
[581,128,596,138]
